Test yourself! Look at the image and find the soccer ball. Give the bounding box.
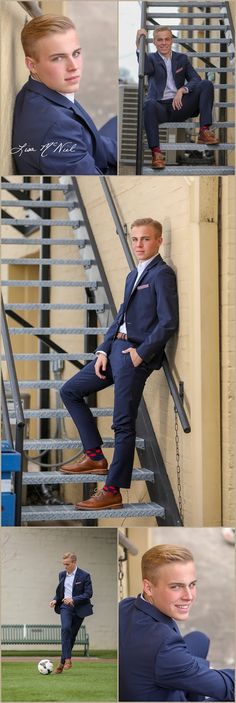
[38,659,54,675]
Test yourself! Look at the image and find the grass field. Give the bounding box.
[2,659,117,702]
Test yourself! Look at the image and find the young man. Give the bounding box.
[49,552,93,673]
[12,15,117,175]
[136,26,219,169]
[119,545,235,701]
[59,218,179,510]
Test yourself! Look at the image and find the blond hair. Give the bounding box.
[21,15,76,58]
[62,552,77,562]
[142,545,194,584]
[131,218,162,236]
[153,25,173,39]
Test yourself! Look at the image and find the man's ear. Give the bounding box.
[25,56,37,74]
[143,578,153,597]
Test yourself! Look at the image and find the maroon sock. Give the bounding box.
[200,125,210,132]
[86,447,104,462]
[103,485,120,495]
[152,147,161,154]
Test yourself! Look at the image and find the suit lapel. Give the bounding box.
[27,77,97,138]
[124,254,162,309]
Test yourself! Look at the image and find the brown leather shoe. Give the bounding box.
[75,488,123,511]
[54,663,64,674]
[60,454,108,475]
[151,152,166,169]
[63,659,72,670]
[197,129,219,145]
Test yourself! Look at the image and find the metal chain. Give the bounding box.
[174,408,184,524]
[118,556,124,600]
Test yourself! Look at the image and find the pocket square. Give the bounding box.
[137,284,150,290]
[75,581,82,585]
[175,67,183,73]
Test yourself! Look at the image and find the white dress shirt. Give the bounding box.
[119,254,158,334]
[64,567,77,599]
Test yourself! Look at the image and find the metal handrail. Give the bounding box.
[1,372,14,448]
[100,177,190,434]
[1,295,25,525]
[18,2,42,18]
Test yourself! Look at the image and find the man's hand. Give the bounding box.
[95,353,107,380]
[49,600,56,608]
[136,28,147,48]
[172,87,187,110]
[122,347,143,367]
[62,597,74,606]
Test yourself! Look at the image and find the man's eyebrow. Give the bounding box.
[49,47,81,58]
[168,580,197,586]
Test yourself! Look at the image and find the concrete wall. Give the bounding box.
[1,0,117,173]
[1,527,117,649]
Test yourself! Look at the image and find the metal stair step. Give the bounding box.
[1,238,89,246]
[2,280,99,288]
[1,183,69,191]
[3,380,68,389]
[21,502,165,522]
[122,121,235,129]
[1,353,94,361]
[157,142,233,151]
[22,468,154,484]
[24,438,145,450]
[1,200,75,208]
[146,25,232,30]
[142,166,234,175]
[2,258,95,267]
[1,218,81,227]
[143,49,231,57]
[195,67,234,72]
[152,37,232,44]
[9,326,108,335]
[4,303,106,311]
[9,408,113,418]
[146,13,229,19]
[147,2,226,6]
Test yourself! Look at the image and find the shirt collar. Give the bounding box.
[66,567,77,577]
[137,253,159,274]
[157,51,172,62]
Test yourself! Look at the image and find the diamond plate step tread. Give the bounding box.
[22,468,154,484]
[1,201,75,208]
[147,1,226,5]
[1,354,94,361]
[146,25,231,31]
[2,280,99,287]
[21,502,164,521]
[4,303,106,311]
[157,143,233,151]
[146,37,232,44]
[123,122,235,129]
[1,183,69,191]
[24,438,145,450]
[1,218,80,227]
[9,408,113,418]
[146,13,229,18]
[1,239,88,246]
[142,166,234,175]
[9,327,108,335]
[3,381,64,389]
[2,258,95,266]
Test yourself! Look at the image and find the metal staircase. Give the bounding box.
[119,0,235,174]
[1,177,192,525]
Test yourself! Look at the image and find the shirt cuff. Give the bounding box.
[95,350,107,357]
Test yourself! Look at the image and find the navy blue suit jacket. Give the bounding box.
[53,567,93,619]
[97,254,179,370]
[138,50,201,102]
[119,596,235,701]
[12,77,117,175]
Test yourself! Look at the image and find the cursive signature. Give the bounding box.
[11,141,78,158]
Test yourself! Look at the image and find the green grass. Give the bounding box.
[3,650,116,659]
[2,660,117,702]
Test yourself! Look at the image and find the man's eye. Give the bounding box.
[73,50,81,57]
[52,56,63,62]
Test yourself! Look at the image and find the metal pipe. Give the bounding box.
[18,1,42,18]
[1,295,25,428]
[136,2,147,175]
[100,178,135,269]
[119,531,139,555]
[1,373,14,447]
[162,355,190,433]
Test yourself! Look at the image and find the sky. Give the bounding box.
[119,2,181,82]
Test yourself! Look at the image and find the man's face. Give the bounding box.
[143,561,197,621]
[63,557,77,574]
[153,30,173,57]
[25,29,82,93]
[131,224,162,261]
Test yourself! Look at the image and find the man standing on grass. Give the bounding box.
[49,552,93,673]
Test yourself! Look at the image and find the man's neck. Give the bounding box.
[158,51,172,60]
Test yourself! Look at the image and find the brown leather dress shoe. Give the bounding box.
[75,488,123,510]
[151,152,166,169]
[54,663,64,674]
[197,129,219,145]
[60,454,108,475]
[63,659,72,670]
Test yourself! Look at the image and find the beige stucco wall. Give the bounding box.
[1,0,117,173]
[2,174,235,527]
[1,527,117,649]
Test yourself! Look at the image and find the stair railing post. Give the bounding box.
[136,1,147,175]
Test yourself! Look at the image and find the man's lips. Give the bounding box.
[65,75,80,82]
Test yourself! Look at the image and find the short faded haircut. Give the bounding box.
[21,15,76,58]
[142,545,194,584]
[153,25,173,39]
[130,218,162,236]
[63,552,77,562]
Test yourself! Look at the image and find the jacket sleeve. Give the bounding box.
[136,50,155,76]
[73,572,93,605]
[36,121,104,175]
[136,266,179,363]
[96,302,125,355]
[155,630,235,701]
[184,58,202,91]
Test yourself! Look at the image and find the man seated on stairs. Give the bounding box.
[12,14,117,175]
[136,26,219,170]
[59,218,179,511]
[49,552,93,673]
[119,544,235,701]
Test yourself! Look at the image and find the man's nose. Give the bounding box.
[67,56,78,70]
[181,587,192,600]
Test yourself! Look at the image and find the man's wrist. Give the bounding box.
[95,350,107,357]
